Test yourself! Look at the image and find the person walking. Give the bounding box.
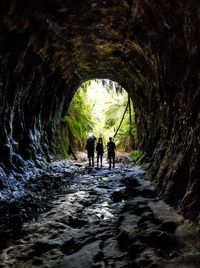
[86,134,96,166]
[96,137,104,167]
[107,137,116,169]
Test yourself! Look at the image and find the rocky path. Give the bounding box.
[0,160,200,268]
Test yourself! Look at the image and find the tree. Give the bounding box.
[64,83,94,150]
[64,79,138,152]
[104,92,138,151]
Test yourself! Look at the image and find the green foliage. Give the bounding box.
[64,79,138,152]
[104,100,126,129]
[64,84,94,149]
[104,95,138,151]
[80,80,91,92]
[130,149,141,162]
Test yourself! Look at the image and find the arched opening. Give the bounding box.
[0,0,199,223]
[1,1,200,266]
[55,79,139,164]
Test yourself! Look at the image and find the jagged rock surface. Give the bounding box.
[0,1,200,219]
[1,161,196,268]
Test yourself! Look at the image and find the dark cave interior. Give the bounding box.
[0,0,200,220]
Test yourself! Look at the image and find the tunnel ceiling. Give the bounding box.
[0,0,200,220]
[2,0,161,86]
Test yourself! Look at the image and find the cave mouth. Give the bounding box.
[0,0,199,220]
[62,79,138,157]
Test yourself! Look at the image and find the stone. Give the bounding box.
[160,221,178,234]
[30,240,60,256]
[140,189,156,199]
[65,216,87,228]
[58,240,102,268]
[127,188,141,198]
[138,230,182,249]
[137,213,161,227]
[129,205,152,216]
[103,238,128,260]
[128,242,146,259]
[0,178,5,190]
[121,176,140,188]
[112,190,125,202]
[117,230,138,250]
[60,238,80,255]
[0,164,190,267]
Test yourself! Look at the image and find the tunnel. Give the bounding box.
[0,0,200,225]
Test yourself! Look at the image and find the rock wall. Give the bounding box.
[0,0,200,219]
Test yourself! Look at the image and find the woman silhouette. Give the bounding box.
[107,137,116,169]
[96,137,104,167]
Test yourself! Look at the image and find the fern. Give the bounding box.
[64,83,94,148]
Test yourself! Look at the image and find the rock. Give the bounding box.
[60,216,87,228]
[121,176,140,188]
[139,257,154,267]
[60,238,80,255]
[140,189,156,198]
[0,164,189,267]
[93,250,104,262]
[127,188,141,198]
[155,248,178,259]
[0,178,4,190]
[137,213,161,227]
[128,242,146,259]
[133,249,160,267]
[103,238,128,260]
[160,221,177,234]
[59,240,102,268]
[117,213,139,239]
[112,190,125,202]
[117,230,138,249]
[127,205,152,216]
[30,240,60,256]
[138,230,182,249]
[91,262,105,268]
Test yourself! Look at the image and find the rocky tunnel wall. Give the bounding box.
[0,0,200,219]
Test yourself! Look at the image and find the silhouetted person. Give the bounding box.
[107,137,116,169]
[86,134,96,166]
[96,137,104,167]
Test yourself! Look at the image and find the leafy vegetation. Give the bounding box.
[64,79,138,152]
[130,149,141,162]
[63,83,94,149]
[104,90,138,151]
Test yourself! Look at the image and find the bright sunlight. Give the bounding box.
[65,79,138,152]
[86,80,127,139]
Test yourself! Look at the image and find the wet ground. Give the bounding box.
[0,159,200,267]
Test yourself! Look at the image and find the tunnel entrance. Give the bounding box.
[63,79,139,160]
[0,0,199,232]
[1,1,200,264]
